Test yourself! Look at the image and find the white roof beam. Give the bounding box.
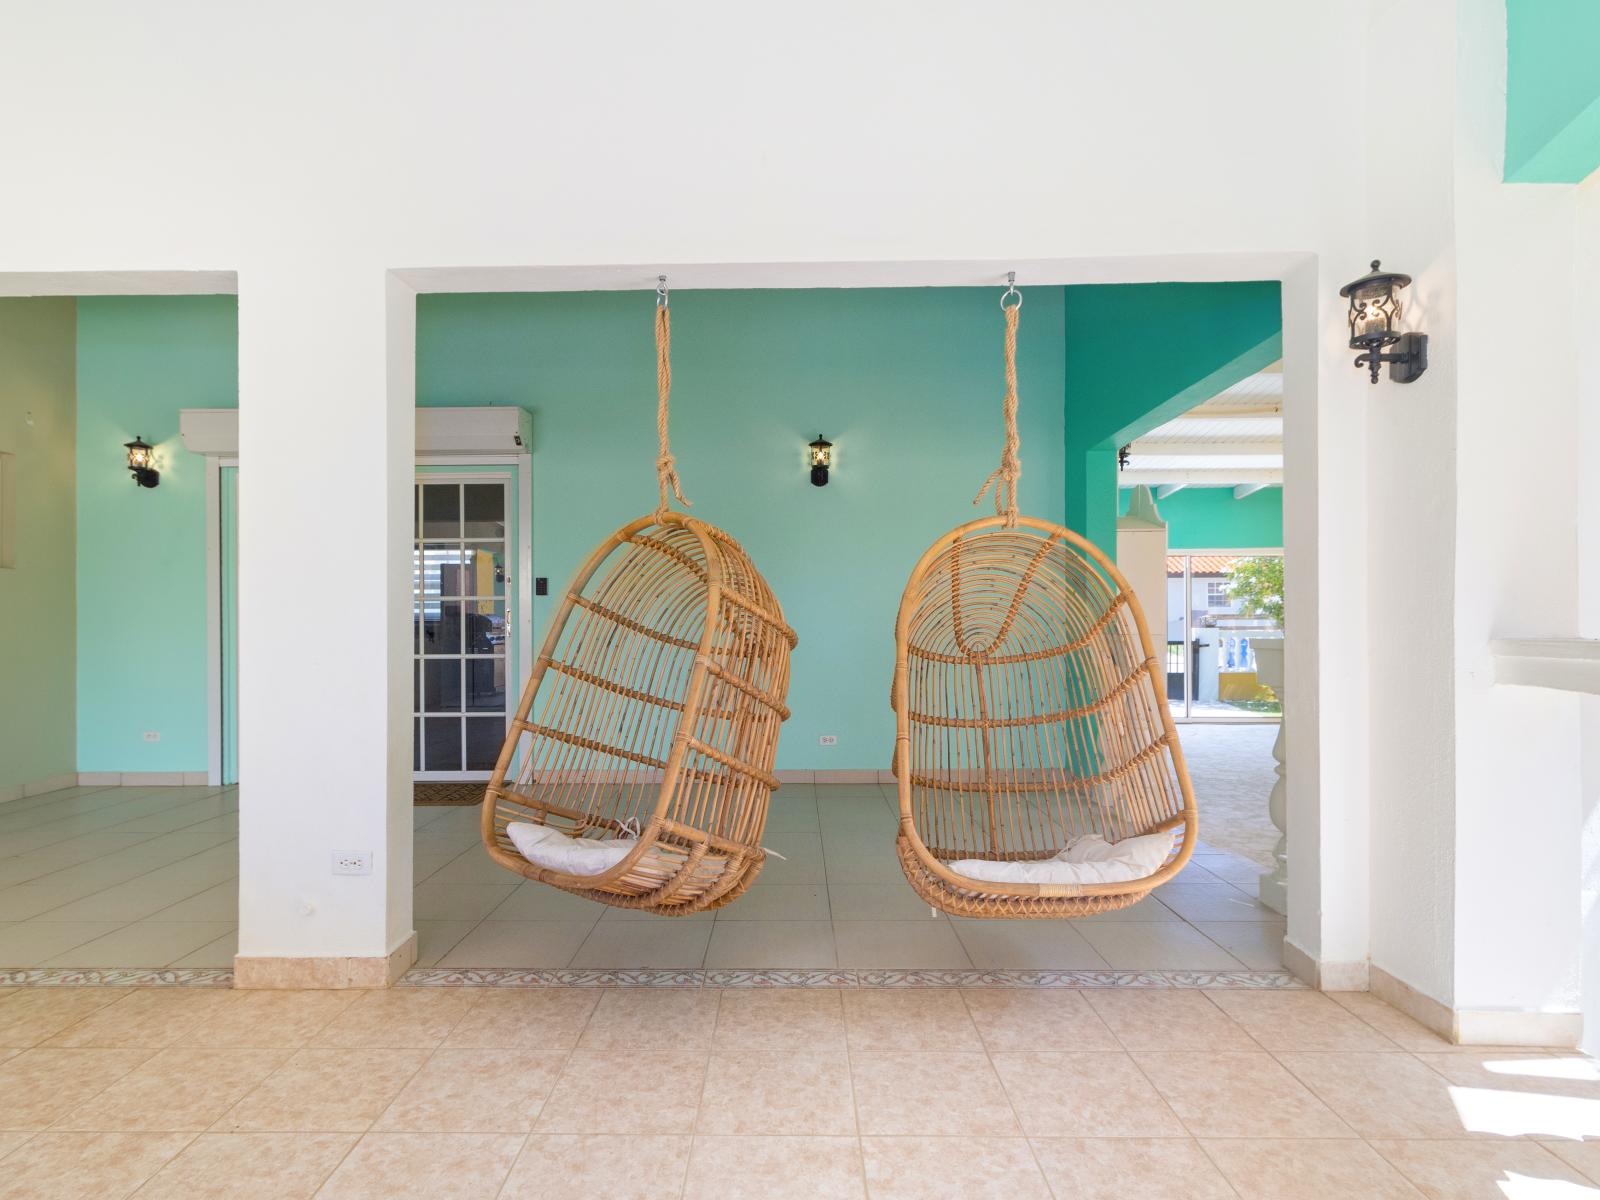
[1119,468,1282,488]
[1127,440,1282,458]
[1233,483,1267,499]
[1155,484,1187,500]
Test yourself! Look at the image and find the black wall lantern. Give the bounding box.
[808,435,833,487]
[1339,260,1429,385]
[124,436,160,488]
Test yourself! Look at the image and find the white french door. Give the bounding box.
[412,472,515,779]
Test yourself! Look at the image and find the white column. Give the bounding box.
[1281,257,1374,991]
[235,265,417,988]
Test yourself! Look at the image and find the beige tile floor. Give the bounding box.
[0,984,1595,1197]
[0,781,1283,973]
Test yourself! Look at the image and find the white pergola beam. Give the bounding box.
[1234,483,1267,499]
[1155,484,1187,499]
[1119,469,1283,488]
[1127,440,1283,458]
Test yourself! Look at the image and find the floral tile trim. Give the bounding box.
[402,969,702,989]
[0,965,1307,990]
[396,967,1308,990]
[0,968,234,988]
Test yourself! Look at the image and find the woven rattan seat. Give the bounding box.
[482,511,796,914]
[890,516,1197,918]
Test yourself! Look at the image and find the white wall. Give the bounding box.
[1574,174,1600,1052]
[0,0,1587,1007]
[0,0,1375,969]
[1451,0,1584,1020]
[1362,0,1462,1006]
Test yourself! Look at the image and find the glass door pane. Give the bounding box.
[414,476,513,777]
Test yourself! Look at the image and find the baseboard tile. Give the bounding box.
[1369,964,1454,1039]
[1,772,80,805]
[1368,963,1580,1046]
[1281,937,1368,992]
[24,772,78,797]
[75,771,209,788]
[235,932,419,990]
[765,770,900,785]
[1455,1007,1582,1048]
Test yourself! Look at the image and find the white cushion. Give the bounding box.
[507,822,637,876]
[948,830,1176,886]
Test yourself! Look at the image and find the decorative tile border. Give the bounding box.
[0,965,1307,990]
[0,968,234,988]
[395,967,1308,990]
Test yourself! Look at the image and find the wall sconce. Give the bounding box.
[124,436,160,488]
[1339,260,1429,385]
[808,435,833,487]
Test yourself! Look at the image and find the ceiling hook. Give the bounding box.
[1000,271,1022,310]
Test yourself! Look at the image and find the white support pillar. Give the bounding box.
[1281,256,1373,992]
[235,266,417,988]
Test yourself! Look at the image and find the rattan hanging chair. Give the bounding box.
[480,281,797,915]
[889,278,1197,918]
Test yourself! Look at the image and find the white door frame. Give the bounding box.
[201,449,533,786]
[412,459,532,780]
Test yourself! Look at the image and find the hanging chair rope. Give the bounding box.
[654,282,691,520]
[973,280,1022,528]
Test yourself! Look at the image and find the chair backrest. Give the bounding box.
[497,512,794,852]
[894,516,1190,863]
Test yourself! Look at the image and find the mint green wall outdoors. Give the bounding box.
[1505,0,1600,183]
[1063,283,1282,556]
[417,289,1066,770]
[0,299,77,790]
[75,296,238,774]
[1119,486,1283,550]
[71,285,1276,773]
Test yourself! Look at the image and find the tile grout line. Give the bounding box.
[961,989,1057,1194]
[0,786,235,861]
[0,810,241,927]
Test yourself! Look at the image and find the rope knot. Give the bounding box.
[652,300,691,520]
[972,299,1022,528]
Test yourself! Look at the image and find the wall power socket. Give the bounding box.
[332,852,373,876]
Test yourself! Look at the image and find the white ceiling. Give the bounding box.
[1123,360,1284,487]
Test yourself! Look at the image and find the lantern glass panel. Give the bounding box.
[1349,284,1400,345]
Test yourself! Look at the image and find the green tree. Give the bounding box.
[1227,556,1284,623]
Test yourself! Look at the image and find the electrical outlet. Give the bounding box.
[332,851,372,876]
[818,735,838,747]
[142,731,161,742]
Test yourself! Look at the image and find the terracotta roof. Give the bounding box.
[1166,555,1237,577]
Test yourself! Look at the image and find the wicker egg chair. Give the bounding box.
[480,281,797,915]
[889,277,1197,918]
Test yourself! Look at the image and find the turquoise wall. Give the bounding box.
[1119,486,1283,550]
[1505,0,1600,183]
[71,285,1278,773]
[1063,282,1282,555]
[76,296,238,774]
[417,288,1066,770]
[0,299,78,791]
